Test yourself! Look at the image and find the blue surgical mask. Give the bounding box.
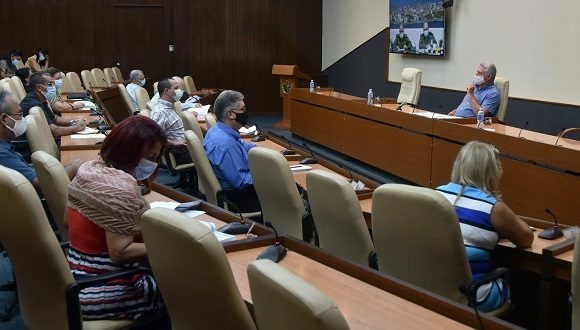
[11,59,20,66]
[131,158,158,180]
[139,79,146,87]
[399,32,404,38]
[38,52,45,61]
[423,31,429,37]
[42,85,57,103]
[54,79,63,91]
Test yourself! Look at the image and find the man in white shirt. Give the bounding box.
[125,69,145,112]
[150,76,199,111]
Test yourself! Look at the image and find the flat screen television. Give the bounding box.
[389,0,445,56]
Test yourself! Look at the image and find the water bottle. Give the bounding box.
[309,80,315,93]
[367,89,374,105]
[476,108,484,128]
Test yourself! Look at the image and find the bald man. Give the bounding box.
[150,76,200,110]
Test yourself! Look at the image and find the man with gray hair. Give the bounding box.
[449,62,500,118]
[126,69,145,111]
[203,90,260,212]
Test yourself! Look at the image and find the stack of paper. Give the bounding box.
[238,125,257,135]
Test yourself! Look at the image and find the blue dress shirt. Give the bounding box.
[455,83,500,118]
[0,140,36,182]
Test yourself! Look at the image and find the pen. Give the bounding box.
[244,222,256,239]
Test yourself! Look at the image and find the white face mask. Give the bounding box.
[423,31,429,37]
[139,79,146,86]
[5,115,27,138]
[473,75,486,86]
[173,88,184,102]
[131,158,158,180]
[399,32,404,38]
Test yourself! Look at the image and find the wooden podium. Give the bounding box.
[272,64,311,129]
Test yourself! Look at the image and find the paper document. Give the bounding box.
[290,164,312,172]
[238,125,257,135]
[70,133,106,139]
[188,104,210,120]
[82,101,97,110]
[75,127,100,135]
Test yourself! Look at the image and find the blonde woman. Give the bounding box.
[436,141,533,312]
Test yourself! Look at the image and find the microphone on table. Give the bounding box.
[280,135,296,155]
[396,101,407,111]
[250,122,266,142]
[217,196,252,235]
[338,163,354,183]
[300,142,318,165]
[538,208,563,240]
[257,221,287,263]
[518,121,529,139]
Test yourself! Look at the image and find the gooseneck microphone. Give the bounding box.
[396,101,407,111]
[538,208,563,240]
[338,163,354,182]
[300,142,318,165]
[518,121,529,139]
[217,196,252,235]
[250,122,265,142]
[280,135,296,155]
[257,221,287,263]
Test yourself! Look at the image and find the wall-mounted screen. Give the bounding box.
[389,0,445,56]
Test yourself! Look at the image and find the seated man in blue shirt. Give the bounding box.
[449,62,500,118]
[203,90,260,213]
[0,91,81,191]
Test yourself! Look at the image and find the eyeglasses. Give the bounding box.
[42,82,55,87]
[7,111,23,119]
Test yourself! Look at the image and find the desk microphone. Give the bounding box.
[396,101,407,111]
[554,127,580,146]
[300,142,318,165]
[280,135,296,155]
[538,208,563,240]
[217,196,252,235]
[257,221,287,263]
[250,122,266,142]
[518,121,529,139]
[338,163,354,182]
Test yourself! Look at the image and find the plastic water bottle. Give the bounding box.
[367,89,374,105]
[476,108,484,128]
[309,80,315,93]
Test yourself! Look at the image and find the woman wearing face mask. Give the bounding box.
[25,48,49,73]
[66,116,167,321]
[45,67,84,113]
[0,49,23,78]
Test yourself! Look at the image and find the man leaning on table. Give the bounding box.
[449,62,500,118]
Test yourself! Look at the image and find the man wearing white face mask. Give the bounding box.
[449,62,500,118]
[126,69,146,111]
[0,91,81,190]
[150,76,200,111]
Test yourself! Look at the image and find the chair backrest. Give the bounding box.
[153,81,159,94]
[494,76,510,122]
[306,169,374,266]
[91,68,107,87]
[112,66,123,83]
[117,83,136,116]
[249,147,304,238]
[248,259,349,330]
[31,150,70,241]
[397,67,422,105]
[371,184,470,303]
[10,75,27,101]
[80,69,97,90]
[59,73,74,94]
[183,75,198,95]
[180,110,204,142]
[139,108,151,117]
[0,79,19,101]
[571,232,580,328]
[103,67,115,85]
[66,71,85,93]
[184,130,222,205]
[142,208,256,330]
[135,87,151,111]
[26,107,60,160]
[0,166,75,330]
[205,112,217,130]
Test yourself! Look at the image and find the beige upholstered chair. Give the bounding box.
[139,108,151,117]
[160,102,196,177]
[10,76,26,101]
[249,147,304,239]
[494,76,510,122]
[248,259,349,330]
[0,79,19,101]
[183,75,198,95]
[146,101,154,112]
[117,83,136,116]
[112,66,123,83]
[306,170,374,267]
[205,112,217,130]
[153,81,159,95]
[66,71,85,93]
[26,108,59,160]
[180,110,204,142]
[0,166,143,329]
[135,87,151,111]
[31,150,70,241]
[59,73,74,94]
[80,69,97,90]
[142,208,256,330]
[103,67,115,85]
[91,68,108,87]
[397,67,422,106]
[184,130,222,205]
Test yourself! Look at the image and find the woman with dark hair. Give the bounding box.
[25,48,49,72]
[15,67,32,93]
[66,116,167,320]
[0,49,23,78]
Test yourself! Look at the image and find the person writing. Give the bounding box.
[436,141,533,312]
[449,62,500,118]
[66,115,166,320]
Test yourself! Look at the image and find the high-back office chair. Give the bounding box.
[0,79,20,102]
[10,76,26,101]
[249,147,304,239]
[80,69,97,90]
[135,87,151,111]
[31,150,70,242]
[0,166,152,329]
[103,67,115,85]
[397,67,422,106]
[91,68,108,87]
[26,108,60,160]
[180,110,204,142]
[183,75,198,95]
[117,83,136,116]
[248,259,350,330]
[112,66,123,83]
[59,73,74,94]
[161,102,196,178]
[205,112,217,130]
[153,81,159,95]
[494,76,510,122]
[142,208,256,330]
[306,170,375,267]
[66,71,85,93]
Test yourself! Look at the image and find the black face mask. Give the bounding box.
[233,111,249,126]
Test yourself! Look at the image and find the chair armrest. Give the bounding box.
[65,267,152,330]
[468,267,511,298]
